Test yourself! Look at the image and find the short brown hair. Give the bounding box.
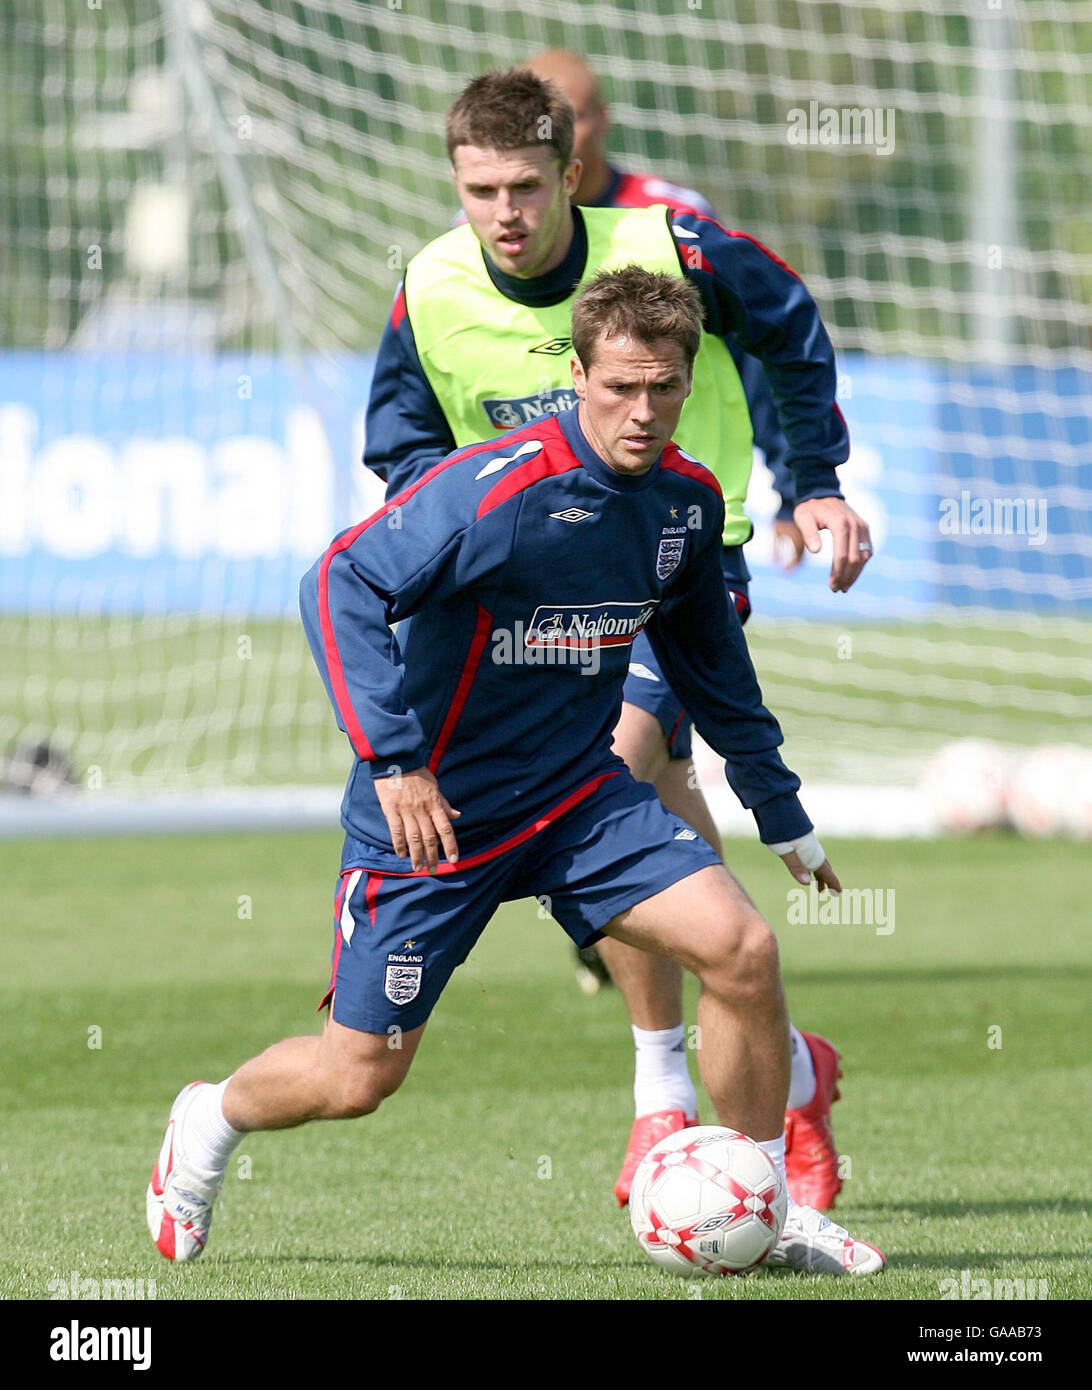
[446,69,574,168]
[571,267,704,369]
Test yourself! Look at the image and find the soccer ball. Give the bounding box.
[919,738,1010,833]
[1008,745,1088,839]
[1065,749,1092,840]
[629,1126,787,1277]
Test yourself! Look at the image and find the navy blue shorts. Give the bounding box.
[318,770,721,1034]
[623,545,752,761]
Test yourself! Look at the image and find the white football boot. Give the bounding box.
[146,1082,225,1262]
[764,1203,886,1276]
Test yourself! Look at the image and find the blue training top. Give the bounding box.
[300,407,811,865]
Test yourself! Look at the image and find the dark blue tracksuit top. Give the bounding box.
[300,407,812,863]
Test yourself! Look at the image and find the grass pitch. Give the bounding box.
[1,829,1089,1302]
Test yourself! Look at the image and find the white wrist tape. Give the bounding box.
[767,830,826,871]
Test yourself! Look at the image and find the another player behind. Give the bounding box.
[364,66,873,1210]
[524,47,805,562]
[145,267,885,1278]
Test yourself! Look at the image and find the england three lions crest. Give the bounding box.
[656,534,686,580]
[384,964,422,1005]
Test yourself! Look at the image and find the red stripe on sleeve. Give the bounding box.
[317,418,566,764]
[315,449,501,761]
[673,213,804,284]
[390,286,406,331]
[674,239,715,276]
[318,518,379,761]
[722,226,803,283]
[660,446,723,497]
[477,447,582,518]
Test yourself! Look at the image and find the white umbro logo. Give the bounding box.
[674,828,698,840]
[549,508,594,524]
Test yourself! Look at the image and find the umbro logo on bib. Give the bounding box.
[529,337,571,355]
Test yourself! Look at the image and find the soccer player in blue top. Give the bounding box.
[364,68,873,1209]
[145,267,885,1277]
[522,52,847,1208]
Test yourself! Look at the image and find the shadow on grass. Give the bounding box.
[208,1252,636,1273]
[869,1249,1082,1272]
[865,1198,1090,1218]
[782,965,1092,986]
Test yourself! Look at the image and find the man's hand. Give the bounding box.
[374,766,461,873]
[778,849,841,894]
[773,519,806,570]
[793,496,873,593]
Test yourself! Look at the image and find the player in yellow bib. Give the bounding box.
[364,68,873,1209]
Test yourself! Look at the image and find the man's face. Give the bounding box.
[569,94,609,176]
[572,335,692,476]
[524,55,611,202]
[452,143,581,278]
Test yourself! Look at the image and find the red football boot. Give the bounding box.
[613,1108,698,1207]
[784,1032,844,1210]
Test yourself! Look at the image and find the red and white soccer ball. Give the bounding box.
[919,738,1010,834]
[1008,745,1092,839]
[629,1126,787,1277]
[1065,749,1092,840]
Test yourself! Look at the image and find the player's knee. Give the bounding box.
[698,912,781,1005]
[327,1065,406,1120]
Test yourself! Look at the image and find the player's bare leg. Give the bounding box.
[604,864,788,1138]
[604,865,885,1275]
[223,1013,425,1129]
[604,702,843,1210]
[595,704,718,1025]
[604,703,726,1201]
[146,1013,424,1261]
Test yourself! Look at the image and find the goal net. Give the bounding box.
[2,0,1089,814]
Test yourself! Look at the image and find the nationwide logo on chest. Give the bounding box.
[656,525,687,580]
[482,386,579,431]
[525,599,659,649]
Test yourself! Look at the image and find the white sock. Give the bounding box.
[758,1132,798,1213]
[786,1026,817,1110]
[183,1078,245,1173]
[632,1025,697,1118]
